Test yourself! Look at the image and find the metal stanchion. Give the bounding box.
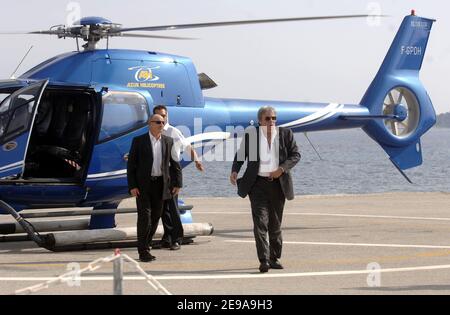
[113,249,123,295]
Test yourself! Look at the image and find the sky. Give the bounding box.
[0,0,448,113]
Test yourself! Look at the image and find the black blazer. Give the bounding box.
[127,133,183,200]
[232,126,300,200]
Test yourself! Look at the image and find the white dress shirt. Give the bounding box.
[149,132,163,176]
[162,123,190,161]
[258,127,279,177]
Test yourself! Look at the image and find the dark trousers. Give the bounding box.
[161,194,184,245]
[248,176,285,263]
[136,177,164,254]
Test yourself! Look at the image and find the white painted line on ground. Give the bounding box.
[225,240,450,249]
[3,263,450,282]
[198,211,450,222]
[290,212,450,222]
[198,211,249,215]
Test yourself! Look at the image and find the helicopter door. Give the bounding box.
[0,79,49,178]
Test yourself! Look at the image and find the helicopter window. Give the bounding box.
[0,98,11,137]
[0,93,10,104]
[0,96,11,114]
[0,84,40,143]
[99,91,149,142]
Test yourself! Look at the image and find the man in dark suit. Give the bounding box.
[230,106,300,273]
[153,105,204,251]
[127,114,183,262]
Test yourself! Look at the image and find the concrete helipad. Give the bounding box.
[1,192,450,295]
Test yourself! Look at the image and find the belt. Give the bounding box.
[150,176,163,181]
[257,175,276,181]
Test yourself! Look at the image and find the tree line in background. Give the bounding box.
[436,112,450,128]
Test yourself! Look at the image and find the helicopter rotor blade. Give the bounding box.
[113,14,381,33]
[0,30,196,40]
[29,30,65,35]
[0,30,68,36]
[115,33,197,40]
[0,31,46,35]
[0,13,384,42]
[0,32,27,35]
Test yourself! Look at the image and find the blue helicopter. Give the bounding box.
[0,11,436,250]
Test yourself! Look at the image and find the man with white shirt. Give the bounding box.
[153,105,204,171]
[230,106,300,273]
[127,114,183,262]
[153,105,204,251]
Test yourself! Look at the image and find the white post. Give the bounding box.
[113,249,123,295]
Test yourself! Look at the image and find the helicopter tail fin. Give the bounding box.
[360,12,436,173]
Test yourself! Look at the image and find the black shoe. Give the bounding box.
[161,240,171,249]
[269,259,284,269]
[170,242,181,251]
[259,261,270,273]
[139,252,156,262]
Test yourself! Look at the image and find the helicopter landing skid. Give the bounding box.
[0,200,56,250]
[0,200,212,252]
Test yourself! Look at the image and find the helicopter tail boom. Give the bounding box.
[359,12,436,171]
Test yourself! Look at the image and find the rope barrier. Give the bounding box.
[14,250,172,295]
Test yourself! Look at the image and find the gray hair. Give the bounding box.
[257,106,276,122]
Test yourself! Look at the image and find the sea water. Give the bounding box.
[181,128,450,197]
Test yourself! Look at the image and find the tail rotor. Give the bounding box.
[382,87,420,138]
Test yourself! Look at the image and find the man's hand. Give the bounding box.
[230,172,238,186]
[195,161,204,172]
[172,187,181,196]
[130,188,140,197]
[269,167,284,180]
[190,147,204,172]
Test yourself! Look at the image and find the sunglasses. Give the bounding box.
[264,116,277,121]
[151,121,166,125]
